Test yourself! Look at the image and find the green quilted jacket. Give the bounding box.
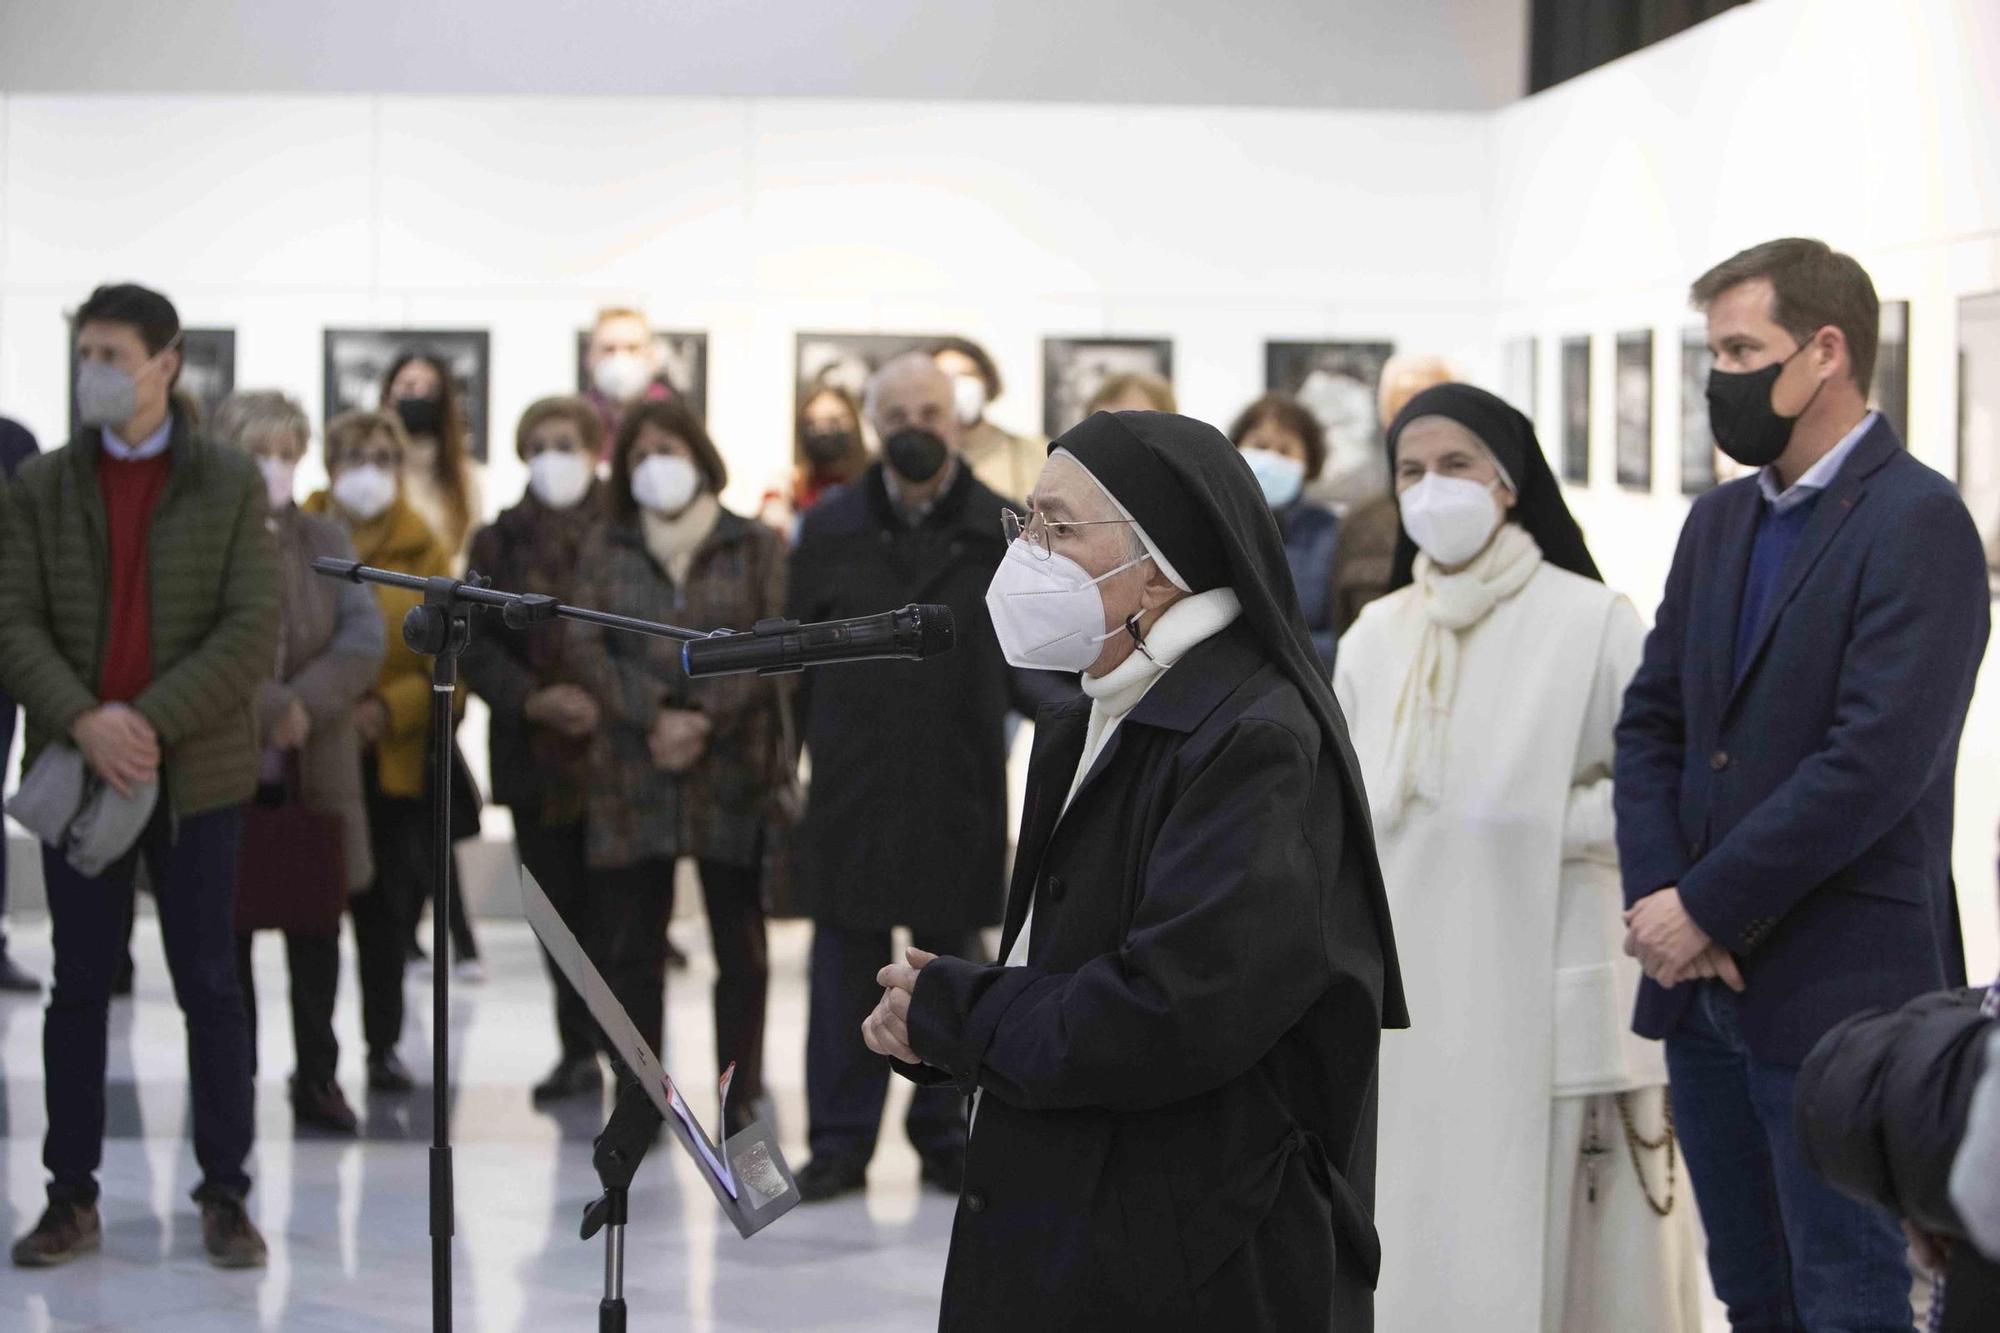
[0,413,278,817]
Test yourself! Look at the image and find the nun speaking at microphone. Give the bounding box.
[861,410,1406,1331]
[1335,384,1701,1333]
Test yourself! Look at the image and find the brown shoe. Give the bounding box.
[199,1194,267,1269]
[11,1200,101,1268]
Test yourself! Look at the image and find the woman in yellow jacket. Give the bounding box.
[305,409,453,1094]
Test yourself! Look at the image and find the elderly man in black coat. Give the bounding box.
[787,353,1067,1203]
[865,410,1407,1332]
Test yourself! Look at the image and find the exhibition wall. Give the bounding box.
[1,0,1997,975]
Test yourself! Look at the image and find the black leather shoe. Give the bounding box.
[531,1055,602,1105]
[10,1200,100,1268]
[291,1076,360,1135]
[367,1051,415,1094]
[793,1156,867,1203]
[918,1147,966,1195]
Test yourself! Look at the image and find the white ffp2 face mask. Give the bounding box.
[528,450,593,510]
[331,464,397,523]
[984,539,1148,672]
[592,351,652,403]
[257,457,297,511]
[631,454,700,515]
[1398,472,1504,568]
[952,374,989,426]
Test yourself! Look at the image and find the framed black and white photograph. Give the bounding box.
[1871,299,1910,439]
[1680,328,1717,495]
[1957,291,2000,584]
[795,332,948,427]
[323,328,492,461]
[1264,340,1395,494]
[1560,336,1591,485]
[574,329,709,423]
[70,326,235,440]
[1044,337,1175,438]
[1615,331,1653,491]
[1502,337,1537,421]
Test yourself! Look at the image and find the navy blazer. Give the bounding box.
[1615,416,1989,1064]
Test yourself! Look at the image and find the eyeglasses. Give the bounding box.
[1001,507,1135,560]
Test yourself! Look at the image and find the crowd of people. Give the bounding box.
[0,238,1996,1331]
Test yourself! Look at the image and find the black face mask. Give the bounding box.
[803,430,854,467]
[1705,337,1823,469]
[884,427,948,484]
[395,395,444,439]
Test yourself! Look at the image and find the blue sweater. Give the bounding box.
[1733,491,1822,684]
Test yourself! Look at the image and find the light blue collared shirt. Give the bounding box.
[100,415,172,462]
[1757,410,1876,514]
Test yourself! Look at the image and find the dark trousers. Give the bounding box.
[1665,980,1912,1332]
[806,922,974,1166]
[234,929,340,1084]
[42,803,254,1205]
[412,852,479,962]
[586,860,677,1060]
[356,772,425,1059]
[517,820,599,1063]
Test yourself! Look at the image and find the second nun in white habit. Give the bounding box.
[1334,384,1702,1333]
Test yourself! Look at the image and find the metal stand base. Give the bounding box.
[583,1081,665,1333]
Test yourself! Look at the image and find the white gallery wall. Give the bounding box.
[2,0,1999,975]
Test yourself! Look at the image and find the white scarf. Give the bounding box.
[1380,522,1542,826]
[640,492,721,586]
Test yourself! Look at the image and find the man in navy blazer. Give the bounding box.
[1617,238,1989,1331]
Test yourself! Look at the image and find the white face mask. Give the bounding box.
[331,463,397,523]
[592,351,652,403]
[1398,472,1505,568]
[952,374,989,426]
[631,454,700,515]
[528,449,592,511]
[984,539,1149,672]
[1241,448,1306,509]
[257,456,297,511]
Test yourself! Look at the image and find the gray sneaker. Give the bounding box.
[199,1195,267,1269]
[11,1200,101,1268]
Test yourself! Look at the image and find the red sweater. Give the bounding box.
[96,452,172,702]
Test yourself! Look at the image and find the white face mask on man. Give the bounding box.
[1398,472,1506,569]
[592,351,652,404]
[984,540,1149,672]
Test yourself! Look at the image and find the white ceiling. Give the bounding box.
[0,0,1527,110]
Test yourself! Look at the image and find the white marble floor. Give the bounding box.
[0,912,1753,1333]
[2,915,955,1333]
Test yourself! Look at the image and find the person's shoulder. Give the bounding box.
[292,506,350,553]
[796,481,872,541]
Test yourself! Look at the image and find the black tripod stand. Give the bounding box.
[313,559,707,1333]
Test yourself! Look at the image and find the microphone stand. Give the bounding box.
[312,558,712,1333]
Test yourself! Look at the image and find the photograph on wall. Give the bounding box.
[1560,336,1590,485]
[1264,340,1395,500]
[1501,337,1537,420]
[795,332,949,428]
[70,327,235,441]
[323,328,492,462]
[1615,331,1653,491]
[574,329,709,423]
[1958,291,2000,585]
[1680,329,1717,495]
[1045,337,1175,438]
[1870,299,1910,438]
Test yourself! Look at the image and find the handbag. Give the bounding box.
[235,754,348,934]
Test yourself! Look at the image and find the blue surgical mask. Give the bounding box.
[1242,448,1306,509]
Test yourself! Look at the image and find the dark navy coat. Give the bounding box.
[1615,417,1989,1063]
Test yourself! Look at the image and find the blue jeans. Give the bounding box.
[1665,980,1911,1332]
[42,802,254,1206]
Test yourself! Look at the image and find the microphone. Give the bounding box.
[681,604,955,678]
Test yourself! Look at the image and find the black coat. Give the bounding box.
[901,622,1391,1332]
[787,462,1064,933]
[1796,988,2000,1331]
